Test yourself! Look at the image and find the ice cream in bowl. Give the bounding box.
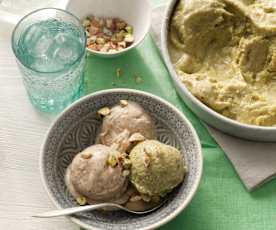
[40,89,202,230]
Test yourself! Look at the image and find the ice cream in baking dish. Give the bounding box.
[169,0,276,126]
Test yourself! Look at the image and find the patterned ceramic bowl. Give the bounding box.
[40,89,203,230]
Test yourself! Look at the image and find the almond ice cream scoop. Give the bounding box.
[65,144,129,205]
[98,101,156,152]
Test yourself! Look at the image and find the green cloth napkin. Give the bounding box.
[84,35,276,230]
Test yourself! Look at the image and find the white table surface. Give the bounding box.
[0,20,79,230]
[0,1,170,228]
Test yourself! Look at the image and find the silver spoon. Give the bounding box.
[33,201,166,218]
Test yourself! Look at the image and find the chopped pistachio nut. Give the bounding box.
[107,154,118,167]
[87,36,96,45]
[184,165,188,173]
[97,107,111,117]
[120,99,128,107]
[116,20,127,30]
[116,68,123,77]
[120,152,128,159]
[129,195,142,202]
[106,18,113,29]
[122,158,132,169]
[100,45,109,52]
[264,7,274,13]
[109,49,117,53]
[89,25,99,35]
[124,34,134,43]
[134,74,143,84]
[143,153,150,168]
[96,37,105,44]
[129,132,145,142]
[83,16,134,53]
[81,152,92,159]
[76,196,87,206]
[116,31,125,41]
[82,19,90,27]
[125,26,133,34]
[122,170,130,177]
[110,142,120,150]
[118,41,126,48]
[98,18,104,27]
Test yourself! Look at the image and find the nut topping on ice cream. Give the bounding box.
[65,101,186,212]
[129,132,146,143]
[120,99,128,107]
[97,107,111,117]
[66,144,129,204]
[98,101,156,152]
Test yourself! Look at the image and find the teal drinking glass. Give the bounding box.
[12,8,87,113]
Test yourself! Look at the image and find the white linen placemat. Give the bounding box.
[151,5,276,191]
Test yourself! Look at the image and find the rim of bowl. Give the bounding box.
[85,0,152,56]
[161,0,276,132]
[40,88,203,230]
[11,7,87,74]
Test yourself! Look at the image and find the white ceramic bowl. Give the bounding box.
[161,0,276,142]
[65,0,151,57]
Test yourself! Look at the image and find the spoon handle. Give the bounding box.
[33,203,118,218]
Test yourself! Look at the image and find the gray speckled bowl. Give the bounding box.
[40,89,202,230]
[161,0,276,142]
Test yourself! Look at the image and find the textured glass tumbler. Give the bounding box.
[11,8,87,113]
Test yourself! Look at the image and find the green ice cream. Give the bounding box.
[129,140,186,197]
[169,0,276,126]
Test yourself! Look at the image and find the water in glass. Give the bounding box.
[13,11,86,113]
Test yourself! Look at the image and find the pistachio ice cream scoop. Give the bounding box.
[129,140,186,198]
[98,101,156,152]
[65,144,129,205]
